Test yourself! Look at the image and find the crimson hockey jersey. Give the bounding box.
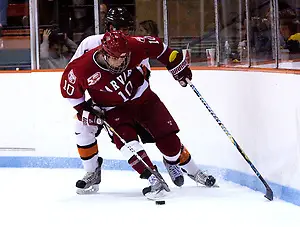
[60,36,172,109]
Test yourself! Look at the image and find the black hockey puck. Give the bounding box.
[155,200,166,205]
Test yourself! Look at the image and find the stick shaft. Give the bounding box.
[186,79,273,201]
[102,120,167,184]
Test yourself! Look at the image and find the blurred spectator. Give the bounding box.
[99,3,108,33]
[279,8,297,21]
[137,20,159,37]
[40,28,78,69]
[72,0,87,32]
[250,17,273,58]
[280,19,300,54]
[278,5,299,54]
[137,20,159,68]
[249,2,298,59]
[79,3,108,42]
[0,0,8,37]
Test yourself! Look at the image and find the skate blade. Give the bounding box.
[145,189,169,201]
[76,185,99,195]
[196,182,219,188]
[211,183,219,188]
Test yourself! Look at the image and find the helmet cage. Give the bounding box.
[102,51,131,74]
[100,30,131,74]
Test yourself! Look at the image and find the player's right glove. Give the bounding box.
[75,102,105,126]
[167,50,192,87]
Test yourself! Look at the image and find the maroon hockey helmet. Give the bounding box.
[101,31,131,74]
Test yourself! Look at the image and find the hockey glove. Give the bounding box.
[167,50,192,87]
[135,65,151,81]
[81,109,104,126]
[75,102,105,126]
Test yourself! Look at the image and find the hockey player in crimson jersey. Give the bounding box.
[61,31,216,198]
[70,6,186,189]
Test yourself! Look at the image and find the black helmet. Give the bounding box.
[105,7,135,33]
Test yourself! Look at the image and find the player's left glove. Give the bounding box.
[75,101,105,126]
[81,106,104,126]
[167,50,192,87]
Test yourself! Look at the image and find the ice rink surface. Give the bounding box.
[1,168,299,227]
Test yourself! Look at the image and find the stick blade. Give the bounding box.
[264,188,273,201]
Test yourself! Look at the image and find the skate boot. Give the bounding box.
[142,169,170,200]
[76,157,103,194]
[183,169,216,187]
[163,158,184,187]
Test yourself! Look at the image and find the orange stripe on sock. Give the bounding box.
[78,143,98,159]
[179,146,191,165]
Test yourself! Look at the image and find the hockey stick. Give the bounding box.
[185,78,273,201]
[101,119,170,191]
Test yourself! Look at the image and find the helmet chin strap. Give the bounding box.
[94,51,110,71]
[103,55,111,70]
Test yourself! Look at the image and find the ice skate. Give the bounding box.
[183,169,216,187]
[142,172,170,200]
[163,158,184,187]
[76,157,103,194]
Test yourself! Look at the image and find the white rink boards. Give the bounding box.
[0,69,300,207]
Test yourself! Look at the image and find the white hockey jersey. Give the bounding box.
[70,34,150,69]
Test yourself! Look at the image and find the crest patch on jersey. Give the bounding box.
[68,70,76,84]
[87,72,102,86]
